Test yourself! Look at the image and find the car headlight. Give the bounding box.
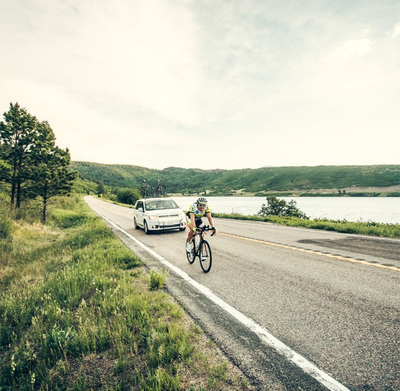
[148,215,159,221]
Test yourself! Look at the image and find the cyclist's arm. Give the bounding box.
[205,212,216,232]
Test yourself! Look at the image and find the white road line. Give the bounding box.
[90,205,350,391]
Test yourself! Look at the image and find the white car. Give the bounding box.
[133,198,187,234]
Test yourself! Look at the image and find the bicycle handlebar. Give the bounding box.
[195,225,216,236]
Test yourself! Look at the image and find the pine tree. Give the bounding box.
[27,121,76,222]
[1,103,76,220]
[0,103,39,208]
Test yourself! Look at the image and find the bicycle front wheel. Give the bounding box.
[199,240,212,273]
[186,238,196,264]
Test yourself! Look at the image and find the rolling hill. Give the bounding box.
[71,162,400,196]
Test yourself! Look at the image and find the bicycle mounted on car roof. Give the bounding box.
[141,179,165,198]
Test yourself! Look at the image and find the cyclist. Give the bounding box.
[186,197,216,252]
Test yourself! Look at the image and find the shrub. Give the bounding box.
[258,195,309,219]
[116,188,141,205]
[149,269,168,291]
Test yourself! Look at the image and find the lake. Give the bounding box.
[171,196,400,225]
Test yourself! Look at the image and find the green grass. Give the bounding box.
[213,213,400,239]
[0,196,252,390]
[0,211,13,240]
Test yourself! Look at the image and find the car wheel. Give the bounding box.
[144,221,150,234]
[134,218,139,229]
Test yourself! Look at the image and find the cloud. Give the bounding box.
[326,39,372,59]
[2,0,204,126]
[1,1,400,169]
[390,22,400,38]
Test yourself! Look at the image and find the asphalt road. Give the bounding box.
[85,197,400,391]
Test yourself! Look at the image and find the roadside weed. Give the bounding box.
[149,268,169,291]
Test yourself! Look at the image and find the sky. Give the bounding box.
[1,0,400,170]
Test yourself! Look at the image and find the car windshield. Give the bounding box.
[145,199,179,211]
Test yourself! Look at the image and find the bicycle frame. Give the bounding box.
[193,225,214,249]
[186,225,215,273]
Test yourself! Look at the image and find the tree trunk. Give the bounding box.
[10,181,16,208]
[42,199,47,223]
[42,182,48,223]
[16,159,23,209]
[10,162,17,208]
[16,182,22,209]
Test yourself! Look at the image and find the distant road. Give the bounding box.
[86,197,400,391]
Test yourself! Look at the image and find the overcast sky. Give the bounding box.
[1,0,399,170]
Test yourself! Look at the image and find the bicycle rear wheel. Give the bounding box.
[186,238,196,264]
[199,240,212,273]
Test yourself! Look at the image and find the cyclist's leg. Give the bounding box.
[186,237,196,263]
[187,217,202,251]
[187,212,196,243]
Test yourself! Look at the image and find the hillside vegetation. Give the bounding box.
[71,162,400,196]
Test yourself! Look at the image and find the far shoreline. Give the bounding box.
[170,186,400,198]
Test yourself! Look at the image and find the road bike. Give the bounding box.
[186,225,215,273]
[141,180,152,198]
[141,179,165,198]
[154,180,164,197]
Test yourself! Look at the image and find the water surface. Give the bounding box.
[172,196,400,224]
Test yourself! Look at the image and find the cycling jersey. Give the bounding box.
[187,202,210,218]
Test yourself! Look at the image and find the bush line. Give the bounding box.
[213,213,400,239]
